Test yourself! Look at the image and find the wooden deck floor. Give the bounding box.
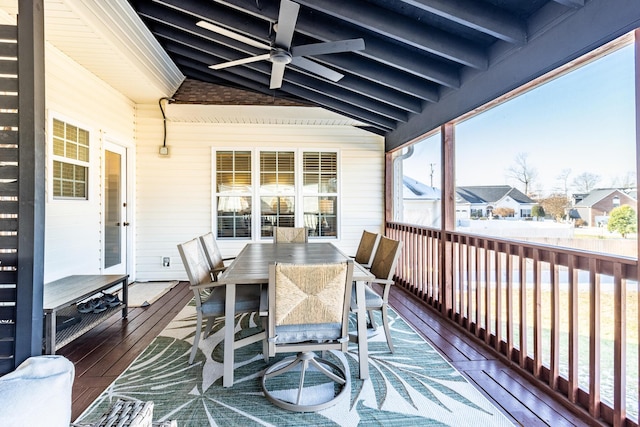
[62,281,599,426]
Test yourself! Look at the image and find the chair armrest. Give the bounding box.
[222,257,235,262]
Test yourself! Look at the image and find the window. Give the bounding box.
[51,118,89,199]
[303,152,338,237]
[214,149,339,240]
[216,151,252,238]
[260,152,295,237]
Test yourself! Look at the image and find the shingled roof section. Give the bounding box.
[172,78,313,107]
[456,185,534,204]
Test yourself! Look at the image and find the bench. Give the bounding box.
[43,274,129,354]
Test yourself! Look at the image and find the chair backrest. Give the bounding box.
[199,232,225,271]
[273,226,308,243]
[369,236,403,281]
[177,238,212,287]
[354,230,380,267]
[268,261,354,342]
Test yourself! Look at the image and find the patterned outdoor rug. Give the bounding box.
[76,299,513,426]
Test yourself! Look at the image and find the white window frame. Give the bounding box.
[212,148,341,241]
[48,113,94,202]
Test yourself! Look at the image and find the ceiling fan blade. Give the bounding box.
[274,0,299,49]
[270,62,287,89]
[292,38,365,57]
[291,57,344,82]
[196,20,271,50]
[210,53,271,70]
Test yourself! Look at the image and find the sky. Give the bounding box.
[403,41,636,197]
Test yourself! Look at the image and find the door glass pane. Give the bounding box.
[105,150,121,268]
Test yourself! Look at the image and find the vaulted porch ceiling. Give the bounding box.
[123,0,639,149]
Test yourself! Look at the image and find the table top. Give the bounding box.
[217,243,373,284]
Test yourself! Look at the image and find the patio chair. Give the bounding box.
[351,236,403,353]
[261,260,354,412]
[199,232,234,281]
[273,226,308,243]
[352,230,381,269]
[177,238,265,365]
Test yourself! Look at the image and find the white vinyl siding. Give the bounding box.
[133,109,385,281]
[44,44,136,283]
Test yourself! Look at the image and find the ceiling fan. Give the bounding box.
[196,0,365,90]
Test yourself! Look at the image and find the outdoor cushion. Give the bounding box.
[350,285,383,310]
[200,284,261,317]
[0,355,74,427]
[274,322,342,343]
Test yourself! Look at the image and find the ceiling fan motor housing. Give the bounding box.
[270,48,293,64]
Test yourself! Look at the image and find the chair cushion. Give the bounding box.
[275,322,342,343]
[351,285,383,310]
[200,284,261,317]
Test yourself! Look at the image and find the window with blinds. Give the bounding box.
[303,152,338,237]
[216,151,252,238]
[213,149,339,240]
[52,118,89,199]
[260,151,295,237]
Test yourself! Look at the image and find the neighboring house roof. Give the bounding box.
[573,188,632,207]
[456,185,535,205]
[403,176,441,200]
[402,180,536,205]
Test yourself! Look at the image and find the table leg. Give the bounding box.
[121,278,128,319]
[355,280,369,379]
[223,283,236,387]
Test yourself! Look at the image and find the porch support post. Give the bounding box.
[634,28,640,425]
[15,0,46,364]
[440,123,455,315]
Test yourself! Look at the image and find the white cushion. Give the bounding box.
[0,355,74,427]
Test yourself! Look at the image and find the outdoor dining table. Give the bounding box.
[216,242,375,388]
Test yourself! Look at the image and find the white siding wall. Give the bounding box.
[134,105,385,281]
[43,44,136,283]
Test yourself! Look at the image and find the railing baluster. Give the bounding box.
[506,244,514,362]
[550,252,559,390]
[466,240,472,332]
[568,254,578,403]
[475,238,482,337]
[589,258,601,419]
[519,245,528,369]
[485,239,491,345]
[495,247,503,353]
[533,249,542,378]
[613,261,626,426]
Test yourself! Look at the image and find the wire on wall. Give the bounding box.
[158,97,174,155]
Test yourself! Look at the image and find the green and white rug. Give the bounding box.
[77,299,513,426]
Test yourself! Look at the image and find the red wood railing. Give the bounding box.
[387,221,639,427]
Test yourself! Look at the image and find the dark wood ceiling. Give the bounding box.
[126,0,639,149]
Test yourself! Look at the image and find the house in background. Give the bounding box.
[571,188,637,226]
[402,179,538,226]
[402,176,441,227]
[455,185,536,219]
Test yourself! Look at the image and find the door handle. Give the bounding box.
[123,222,130,226]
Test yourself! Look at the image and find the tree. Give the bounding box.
[607,205,637,238]
[555,168,571,198]
[572,172,600,193]
[493,207,515,218]
[540,195,569,221]
[506,152,538,196]
[531,204,545,220]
